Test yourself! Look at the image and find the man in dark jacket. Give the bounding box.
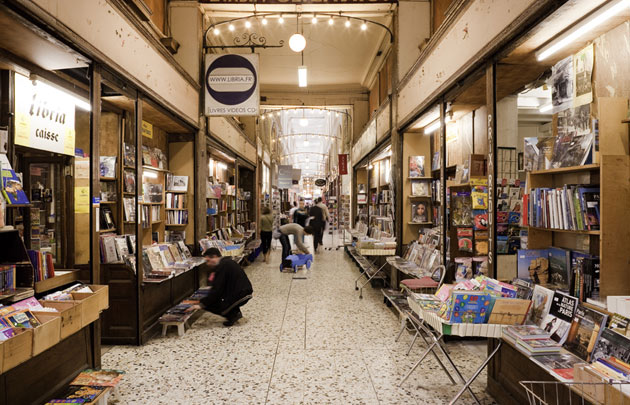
[309,203,325,252]
[199,248,253,326]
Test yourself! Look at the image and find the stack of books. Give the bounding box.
[503,325,562,354]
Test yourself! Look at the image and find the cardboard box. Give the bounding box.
[1,328,33,373]
[32,301,82,340]
[574,364,605,404]
[32,313,61,356]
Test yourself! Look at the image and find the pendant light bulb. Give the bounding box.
[245,20,252,29]
[289,33,306,53]
[312,15,318,24]
[278,16,284,24]
[300,118,309,127]
[213,27,220,36]
[228,23,235,31]
[328,16,334,25]
[361,21,367,31]
[298,65,308,87]
[345,18,351,28]
[262,17,268,25]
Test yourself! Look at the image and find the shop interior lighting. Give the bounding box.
[217,162,228,170]
[412,109,440,129]
[299,117,309,127]
[536,0,630,61]
[262,17,268,25]
[517,96,541,108]
[304,135,309,145]
[228,23,235,31]
[345,18,351,28]
[289,34,306,52]
[278,16,284,24]
[245,20,252,29]
[298,65,308,87]
[539,103,553,113]
[213,27,220,36]
[30,77,91,111]
[143,171,158,179]
[328,16,334,25]
[312,15,318,24]
[361,21,367,31]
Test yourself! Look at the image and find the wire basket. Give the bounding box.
[520,380,630,405]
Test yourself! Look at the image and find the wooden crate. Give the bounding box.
[68,291,100,327]
[1,328,33,373]
[85,284,109,311]
[32,313,61,356]
[32,301,82,340]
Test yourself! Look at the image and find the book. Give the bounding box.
[488,298,531,325]
[123,171,136,194]
[411,202,428,223]
[70,369,125,387]
[408,156,425,178]
[59,385,107,403]
[99,156,116,178]
[123,143,135,167]
[143,183,163,204]
[410,180,430,196]
[517,337,563,354]
[527,285,554,327]
[517,249,550,285]
[523,137,540,172]
[1,169,29,204]
[591,328,630,364]
[547,247,570,291]
[123,198,135,222]
[504,325,551,340]
[441,291,491,323]
[512,278,534,300]
[2,309,41,328]
[564,305,608,361]
[542,291,578,344]
[580,187,600,230]
[609,313,630,337]
[100,207,115,230]
[534,353,584,381]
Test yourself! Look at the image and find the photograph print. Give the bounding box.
[411,202,428,223]
[573,44,594,107]
[551,55,574,113]
[411,180,430,197]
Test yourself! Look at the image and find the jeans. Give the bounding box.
[260,230,272,254]
[313,227,323,251]
[279,234,291,262]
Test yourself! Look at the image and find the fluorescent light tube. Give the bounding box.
[298,66,308,88]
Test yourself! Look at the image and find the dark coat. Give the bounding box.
[293,208,308,227]
[201,257,253,313]
[309,205,324,229]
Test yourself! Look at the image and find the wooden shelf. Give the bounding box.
[166,190,187,194]
[100,201,117,205]
[142,165,169,173]
[207,197,219,200]
[123,165,136,170]
[408,177,433,180]
[408,222,433,225]
[34,270,81,294]
[165,208,187,211]
[527,226,600,235]
[99,177,117,181]
[151,221,163,224]
[529,164,600,175]
[123,221,136,224]
[123,192,136,196]
[99,228,116,233]
[165,223,187,227]
[409,195,432,198]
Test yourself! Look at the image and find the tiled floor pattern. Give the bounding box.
[103,236,497,404]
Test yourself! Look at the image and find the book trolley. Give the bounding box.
[401,298,506,405]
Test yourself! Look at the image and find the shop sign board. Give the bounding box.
[278,165,293,189]
[205,53,259,116]
[338,154,348,175]
[14,73,76,156]
[142,120,153,138]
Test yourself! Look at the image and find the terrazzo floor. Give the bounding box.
[102,235,498,404]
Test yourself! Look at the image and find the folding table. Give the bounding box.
[353,247,395,299]
[401,297,504,405]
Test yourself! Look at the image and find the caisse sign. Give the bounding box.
[204,54,259,116]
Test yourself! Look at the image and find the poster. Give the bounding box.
[573,44,593,108]
[14,73,76,156]
[141,120,153,138]
[278,165,293,189]
[204,53,259,116]
[74,186,90,214]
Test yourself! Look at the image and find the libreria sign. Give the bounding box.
[14,73,76,156]
[204,54,260,116]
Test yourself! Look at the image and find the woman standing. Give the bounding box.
[260,206,274,263]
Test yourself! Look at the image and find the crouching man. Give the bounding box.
[198,248,253,326]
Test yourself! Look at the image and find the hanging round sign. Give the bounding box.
[314,178,326,187]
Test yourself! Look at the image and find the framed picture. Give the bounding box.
[409,156,425,178]
[411,180,430,197]
[357,194,367,204]
[358,183,366,193]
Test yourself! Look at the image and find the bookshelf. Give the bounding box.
[525,156,630,298]
[402,131,433,244]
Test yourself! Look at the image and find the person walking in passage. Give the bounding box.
[309,202,325,253]
[260,206,274,263]
[197,248,253,326]
[277,223,312,267]
[288,201,298,222]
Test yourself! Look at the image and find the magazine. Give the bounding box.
[124,171,136,194]
[123,143,135,167]
[408,156,425,178]
[523,137,539,172]
[527,285,554,327]
[99,156,116,178]
[70,369,125,387]
[548,247,570,291]
[534,353,583,381]
[541,291,578,344]
[1,169,30,204]
[517,249,550,285]
[564,305,608,361]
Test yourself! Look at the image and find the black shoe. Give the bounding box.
[223,311,243,327]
